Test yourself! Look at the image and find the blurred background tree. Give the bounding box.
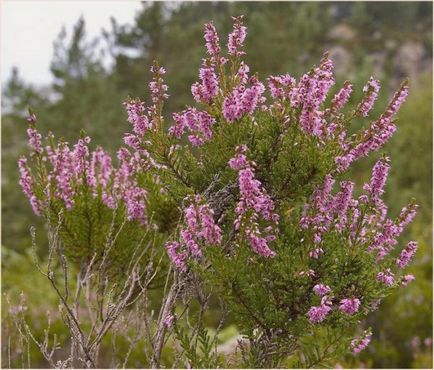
[2,2,432,368]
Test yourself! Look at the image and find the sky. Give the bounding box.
[1,0,143,87]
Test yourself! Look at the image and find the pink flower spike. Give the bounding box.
[350,330,372,354]
[357,77,380,117]
[230,146,278,257]
[331,81,353,112]
[377,268,395,286]
[166,241,187,272]
[27,127,43,154]
[204,22,221,60]
[227,15,247,56]
[396,241,418,268]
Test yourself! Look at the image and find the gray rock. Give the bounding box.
[328,24,356,41]
[328,46,352,75]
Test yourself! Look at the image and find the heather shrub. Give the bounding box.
[16,16,418,368]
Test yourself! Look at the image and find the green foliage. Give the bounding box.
[174,323,222,368]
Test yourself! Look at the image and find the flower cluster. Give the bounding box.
[149,64,169,104]
[227,15,247,56]
[308,284,361,323]
[396,241,418,268]
[125,99,152,137]
[401,274,416,286]
[19,123,150,224]
[339,298,361,315]
[18,157,41,216]
[169,108,216,146]
[368,201,418,261]
[300,174,354,244]
[229,145,278,257]
[291,55,335,138]
[363,156,390,203]
[313,284,331,296]
[307,296,332,323]
[191,63,220,104]
[350,330,372,354]
[166,195,222,271]
[27,127,43,154]
[377,268,395,287]
[267,74,296,100]
[335,82,409,172]
[166,241,187,272]
[123,64,169,168]
[204,22,221,60]
[330,80,353,112]
[356,77,381,117]
[301,157,417,263]
[223,77,266,123]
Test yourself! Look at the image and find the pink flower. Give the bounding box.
[350,330,372,354]
[170,108,215,146]
[336,82,408,173]
[149,64,169,103]
[267,74,296,99]
[228,144,248,170]
[401,274,415,286]
[124,99,153,136]
[48,143,75,209]
[200,66,219,102]
[18,157,41,216]
[308,296,332,323]
[300,174,338,242]
[236,62,250,84]
[331,81,353,112]
[72,137,90,179]
[357,77,380,117]
[334,180,354,232]
[313,284,331,296]
[27,112,37,123]
[123,186,148,225]
[398,204,418,229]
[88,147,113,193]
[309,248,324,259]
[222,79,265,123]
[363,157,390,203]
[291,56,334,138]
[339,298,361,315]
[227,15,247,56]
[27,127,43,154]
[166,196,222,271]
[384,83,409,118]
[230,146,278,257]
[166,241,187,272]
[192,65,220,104]
[246,231,276,258]
[204,22,221,59]
[377,268,395,286]
[396,241,418,268]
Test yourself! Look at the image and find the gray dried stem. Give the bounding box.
[28,209,162,368]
